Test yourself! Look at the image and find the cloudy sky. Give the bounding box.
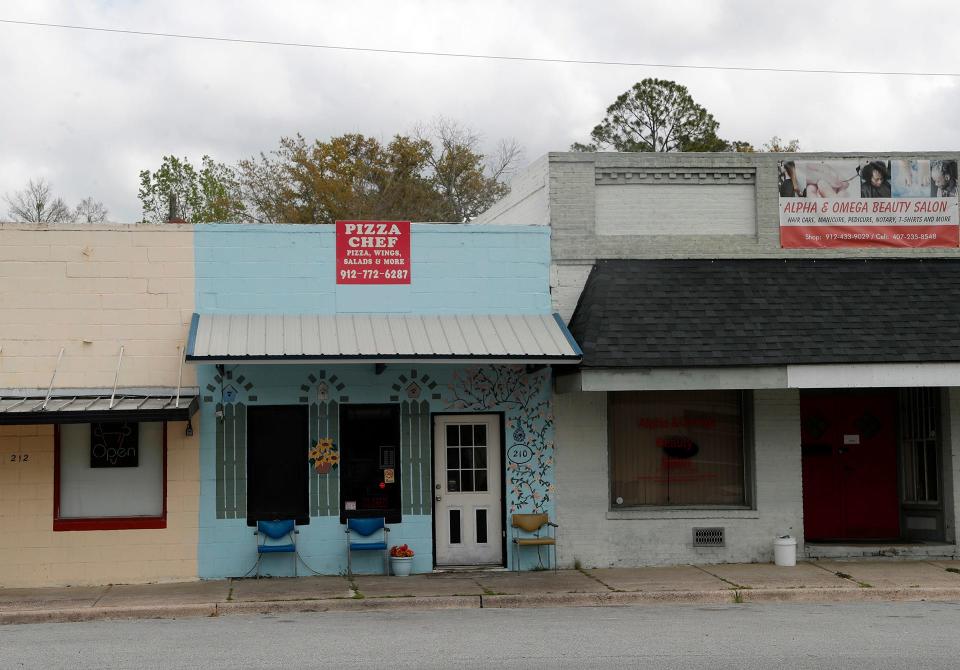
[1,0,958,222]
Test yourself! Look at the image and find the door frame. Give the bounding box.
[430,411,507,568]
[898,388,946,542]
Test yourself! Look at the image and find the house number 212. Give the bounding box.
[9,454,30,463]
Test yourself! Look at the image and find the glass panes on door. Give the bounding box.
[445,424,489,493]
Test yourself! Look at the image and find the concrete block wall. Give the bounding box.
[193,224,558,576]
[0,223,196,390]
[0,421,199,587]
[552,264,595,322]
[0,223,200,587]
[553,389,803,567]
[522,152,960,318]
[472,155,549,227]
[546,151,960,263]
[194,223,551,315]
[195,363,556,578]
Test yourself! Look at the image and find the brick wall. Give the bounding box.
[525,152,960,317]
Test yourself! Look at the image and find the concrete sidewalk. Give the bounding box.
[4,560,960,625]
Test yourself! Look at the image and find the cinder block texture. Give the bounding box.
[473,155,549,227]
[0,421,200,587]
[194,223,551,315]
[553,389,804,567]
[0,223,196,390]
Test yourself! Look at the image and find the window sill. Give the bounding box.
[54,516,167,532]
[606,508,759,521]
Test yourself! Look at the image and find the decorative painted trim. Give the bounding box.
[447,366,554,514]
[391,368,438,404]
[595,168,756,186]
[309,399,340,517]
[399,399,431,516]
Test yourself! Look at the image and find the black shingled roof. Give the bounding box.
[567,258,960,368]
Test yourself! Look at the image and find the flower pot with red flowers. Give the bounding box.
[389,544,415,576]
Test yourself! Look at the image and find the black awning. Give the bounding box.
[0,389,199,425]
[568,258,960,368]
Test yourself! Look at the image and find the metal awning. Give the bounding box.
[185,313,582,364]
[0,388,199,425]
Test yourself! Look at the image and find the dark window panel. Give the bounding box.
[449,510,461,544]
[476,509,487,544]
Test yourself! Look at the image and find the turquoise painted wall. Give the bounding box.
[194,223,551,314]
[197,363,555,577]
[193,224,556,578]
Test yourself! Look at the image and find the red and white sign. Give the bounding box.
[778,159,959,249]
[336,220,411,284]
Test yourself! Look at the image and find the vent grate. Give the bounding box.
[693,527,725,547]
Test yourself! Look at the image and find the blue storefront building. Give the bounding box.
[186,223,579,577]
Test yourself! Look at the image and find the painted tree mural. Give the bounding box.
[447,365,554,513]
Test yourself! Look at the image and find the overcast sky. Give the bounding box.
[1,0,958,222]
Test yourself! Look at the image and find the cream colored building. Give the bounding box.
[0,223,200,587]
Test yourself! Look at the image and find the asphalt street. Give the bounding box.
[2,601,959,669]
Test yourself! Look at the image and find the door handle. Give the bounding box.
[435,495,441,501]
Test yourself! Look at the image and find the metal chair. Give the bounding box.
[345,516,390,576]
[253,519,299,578]
[511,513,558,573]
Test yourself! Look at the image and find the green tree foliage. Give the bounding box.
[142,124,518,224]
[236,134,438,224]
[762,136,801,152]
[234,124,518,224]
[138,155,245,223]
[573,78,747,153]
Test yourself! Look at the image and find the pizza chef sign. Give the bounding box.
[336,220,411,285]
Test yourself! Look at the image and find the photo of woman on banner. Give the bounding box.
[778,160,858,198]
[859,161,891,198]
[930,160,958,198]
[892,159,930,197]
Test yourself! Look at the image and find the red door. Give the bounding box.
[801,391,900,541]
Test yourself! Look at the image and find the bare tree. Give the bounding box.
[4,178,73,223]
[74,197,109,223]
[416,117,524,222]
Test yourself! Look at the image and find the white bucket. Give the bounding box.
[773,536,797,567]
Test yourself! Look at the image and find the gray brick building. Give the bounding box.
[478,151,960,567]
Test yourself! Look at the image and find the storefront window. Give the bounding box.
[56,421,166,530]
[609,391,748,507]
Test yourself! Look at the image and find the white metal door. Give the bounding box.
[434,415,502,566]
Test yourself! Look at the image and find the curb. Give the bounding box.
[481,587,960,608]
[216,595,481,616]
[3,588,960,625]
[0,596,481,625]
